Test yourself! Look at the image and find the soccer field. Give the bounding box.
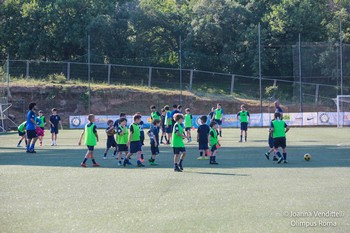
[0,128,349,233]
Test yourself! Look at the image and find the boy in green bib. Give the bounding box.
[124,114,144,167]
[270,112,290,164]
[116,118,129,166]
[184,108,193,143]
[17,121,27,147]
[172,114,188,172]
[237,104,250,142]
[150,105,161,121]
[209,121,220,165]
[213,103,224,137]
[78,114,100,167]
[37,110,46,146]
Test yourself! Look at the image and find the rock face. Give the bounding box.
[4,85,334,127]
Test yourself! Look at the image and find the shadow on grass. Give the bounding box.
[0,145,349,169]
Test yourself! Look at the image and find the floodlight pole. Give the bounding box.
[179,35,183,105]
[258,23,262,126]
[339,20,343,97]
[298,33,302,113]
[88,35,91,114]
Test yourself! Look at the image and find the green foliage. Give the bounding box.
[47,73,67,84]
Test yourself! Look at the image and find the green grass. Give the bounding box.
[0,128,349,233]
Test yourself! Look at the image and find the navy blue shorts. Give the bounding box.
[117,144,128,152]
[87,145,94,151]
[18,130,25,137]
[50,127,59,134]
[214,119,222,125]
[26,130,37,139]
[106,138,117,149]
[140,131,145,145]
[173,147,186,154]
[240,122,248,131]
[199,143,209,150]
[166,126,172,134]
[211,145,218,152]
[129,141,141,154]
[268,135,274,148]
[185,127,191,132]
[151,143,159,155]
[273,137,286,149]
[161,125,166,133]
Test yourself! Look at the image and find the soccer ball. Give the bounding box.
[304,153,312,161]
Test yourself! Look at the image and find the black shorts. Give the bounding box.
[273,137,286,149]
[26,130,37,139]
[117,144,128,152]
[214,119,222,125]
[87,145,94,151]
[161,125,166,133]
[151,143,159,155]
[166,125,172,134]
[173,147,186,154]
[18,130,25,136]
[240,122,248,131]
[129,141,141,154]
[211,145,218,152]
[140,131,145,144]
[198,143,209,150]
[185,127,191,132]
[106,138,117,149]
[50,127,59,134]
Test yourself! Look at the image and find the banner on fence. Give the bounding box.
[70,112,350,129]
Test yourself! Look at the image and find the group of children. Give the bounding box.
[79,104,223,172]
[17,103,63,153]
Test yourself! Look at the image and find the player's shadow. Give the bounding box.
[0,145,349,169]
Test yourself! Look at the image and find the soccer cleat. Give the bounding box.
[204,156,209,160]
[210,161,219,165]
[93,163,100,167]
[140,158,145,163]
[273,157,278,161]
[17,145,21,148]
[123,159,127,167]
[238,140,242,143]
[29,150,36,153]
[264,153,270,160]
[103,156,107,160]
[51,143,54,146]
[137,163,145,167]
[118,161,122,166]
[174,166,182,172]
[80,163,87,168]
[126,161,132,165]
[26,150,31,153]
[197,156,203,160]
[178,164,183,171]
[284,160,288,164]
[150,161,158,165]
[277,157,283,164]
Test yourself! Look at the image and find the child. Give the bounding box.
[148,119,161,165]
[209,121,220,164]
[172,113,188,172]
[197,115,210,160]
[114,112,127,129]
[26,102,38,153]
[164,105,172,144]
[184,108,193,143]
[213,103,224,137]
[160,108,167,144]
[103,120,117,159]
[37,110,46,146]
[150,105,161,121]
[208,107,215,122]
[78,114,100,167]
[264,130,277,161]
[49,108,63,146]
[270,112,290,164]
[116,118,128,166]
[136,112,145,162]
[17,121,27,147]
[124,114,144,167]
[237,104,250,142]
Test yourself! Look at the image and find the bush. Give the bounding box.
[47,73,67,84]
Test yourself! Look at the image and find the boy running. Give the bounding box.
[103,120,117,159]
[78,114,100,167]
[237,104,250,142]
[197,115,210,160]
[148,119,161,165]
[172,114,188,172]
[184,108,193,143]
[17,121,27,147]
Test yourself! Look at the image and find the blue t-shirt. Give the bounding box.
[113,119,120,128]
[275,107,283,114]
[197,124,210,144]
[139,121,144,132]
[50,115,61,128]
[26,110,36,130]
[149,125,160,144]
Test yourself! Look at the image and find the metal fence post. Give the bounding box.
[189,69,193,91]
[26,60,29,78]
[315,84,319,104]
[230,75,235,94]
[67,62,71,80]
[148,67,152,87]
[108,64,111,85]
